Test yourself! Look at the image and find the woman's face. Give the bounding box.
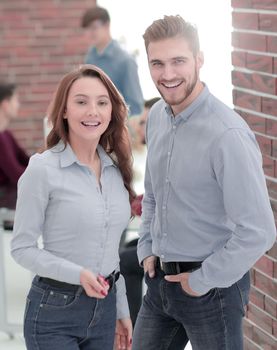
[1,93,20,121]
[64,76,112,146]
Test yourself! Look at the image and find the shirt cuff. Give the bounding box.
[188,268,212,295]
[116,274,130,319]
[57,261,83,285]
[137,243,153,266]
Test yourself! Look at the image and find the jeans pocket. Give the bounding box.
[236,272,250,316]
[178,283,214,299]
[43,289,80,309]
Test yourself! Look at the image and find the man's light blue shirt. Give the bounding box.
[85,40,143,116]
[11,143,131,319]
[137,85,276,295]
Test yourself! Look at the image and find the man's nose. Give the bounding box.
[161,64,176,81]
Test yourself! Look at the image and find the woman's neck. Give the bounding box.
[69,138,99,165]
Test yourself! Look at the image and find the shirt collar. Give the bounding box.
[52,142,115,169]
[165,84,210,122]
[93,39,117,58]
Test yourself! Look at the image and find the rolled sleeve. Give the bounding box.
[189,129,276,294]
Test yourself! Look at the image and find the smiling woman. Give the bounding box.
[11,65,135,350]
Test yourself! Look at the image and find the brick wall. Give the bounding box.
[232,1,277,349]
[0,0,96,154]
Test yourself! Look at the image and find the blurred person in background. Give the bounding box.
[0,82,29,210]
[129,97,160,195]
[81,6,144,117]
[120,97,160,326]
[11,65,133,350]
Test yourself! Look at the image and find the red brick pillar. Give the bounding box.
[232,1,277,349]
[0,0,96,154]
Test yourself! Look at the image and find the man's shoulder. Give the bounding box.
[148,99,166,121]
[111,41,136,64]
[207,94,250,132]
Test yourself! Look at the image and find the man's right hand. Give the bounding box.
[143,256,157,278]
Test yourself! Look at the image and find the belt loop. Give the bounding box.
[176,262,181,274]
[77,286,83,296]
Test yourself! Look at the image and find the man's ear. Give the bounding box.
[196,51,204,69]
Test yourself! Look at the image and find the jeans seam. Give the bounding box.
[164,324,183,349]
[235,283,246,317]
[217,288,228,350]
[78,299,99,345]
[33,289,46,350]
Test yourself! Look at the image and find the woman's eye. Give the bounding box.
[77,100,86,105]
[99,100,108,106]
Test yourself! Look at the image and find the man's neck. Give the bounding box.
[95,36,112,54]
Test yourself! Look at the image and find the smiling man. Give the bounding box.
[132,15,276,350]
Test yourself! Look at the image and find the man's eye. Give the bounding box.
[77,100,86,105]
[175,59,185,64]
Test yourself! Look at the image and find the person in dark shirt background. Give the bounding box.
[0,82,29,209]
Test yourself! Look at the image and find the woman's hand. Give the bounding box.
[114,318,132,350]
[80,269,109,298]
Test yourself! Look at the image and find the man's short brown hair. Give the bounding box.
[143,15,200,57]
[81,6,110,28]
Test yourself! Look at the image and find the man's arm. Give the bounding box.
[137,157,156,264]
[121,58,144,116]
[189,128,276,295]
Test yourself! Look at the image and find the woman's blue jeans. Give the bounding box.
[133,268,250,350]
[23,276,116,350]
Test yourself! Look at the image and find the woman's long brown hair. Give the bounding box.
[46,64,136,204]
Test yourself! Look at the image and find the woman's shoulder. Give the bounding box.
[28,145,62,171]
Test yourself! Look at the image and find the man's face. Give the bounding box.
[147,36,203,115]
[84,20,109,48]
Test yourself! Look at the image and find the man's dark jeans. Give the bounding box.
[133,267,250,350]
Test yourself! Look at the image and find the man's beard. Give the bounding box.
[158,67,198,108]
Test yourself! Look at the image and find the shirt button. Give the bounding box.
[162,206,166,210]
[167,151,170,156]
[163,233,167,237]
[161,254,165,259]
[165,178,169,183]
[172,125,176,130]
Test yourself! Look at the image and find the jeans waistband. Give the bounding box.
[35,270,120,291]
[159,259,202,275]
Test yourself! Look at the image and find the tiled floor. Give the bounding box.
[0,228,192,350]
